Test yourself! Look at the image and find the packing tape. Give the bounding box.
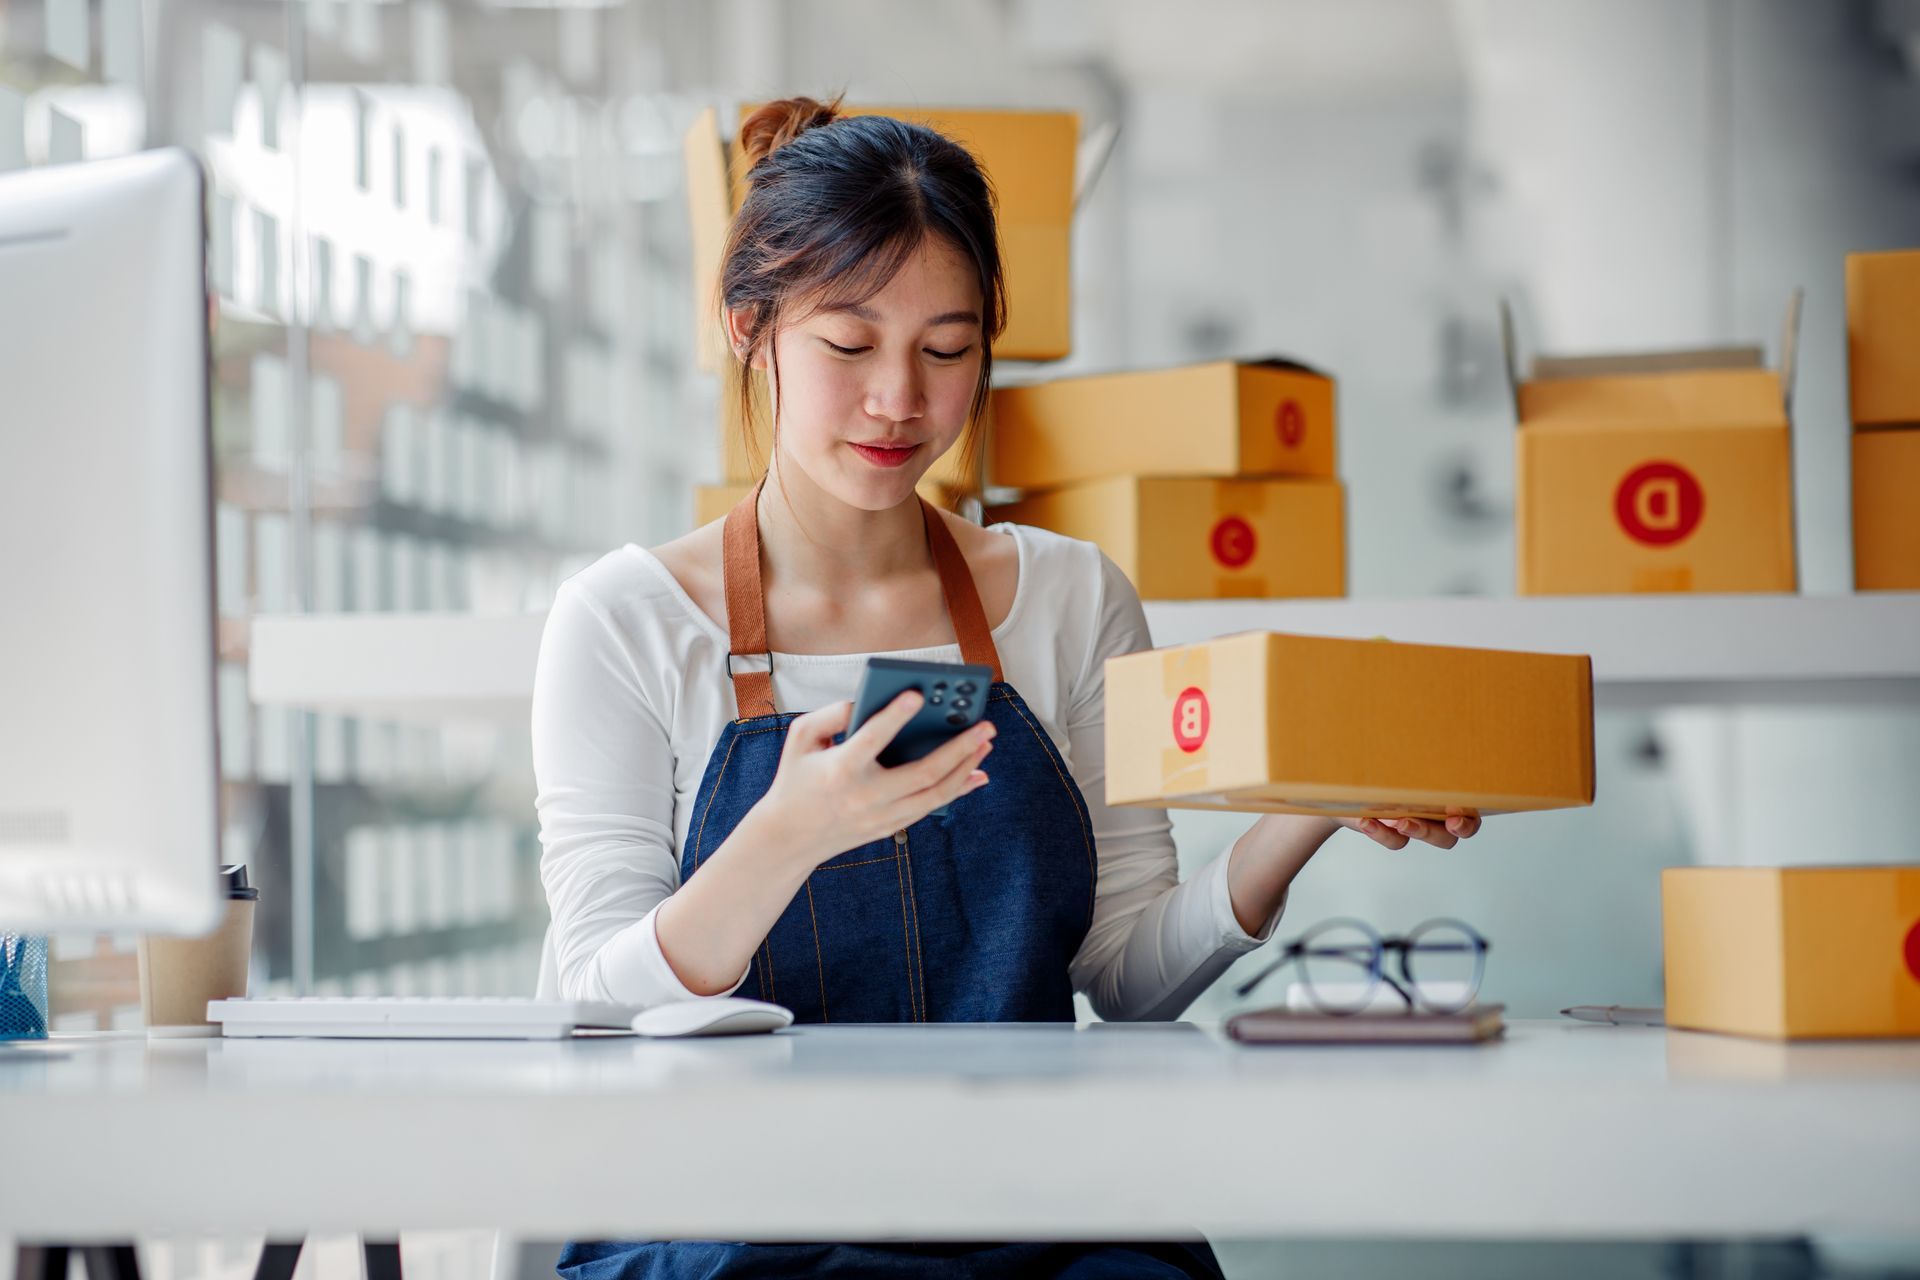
[1158,645,1213,794]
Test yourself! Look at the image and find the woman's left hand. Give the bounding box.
[1336,812,1481,850]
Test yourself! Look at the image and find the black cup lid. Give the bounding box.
[220,863,259,900]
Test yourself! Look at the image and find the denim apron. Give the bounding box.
[558,488,1225,1280]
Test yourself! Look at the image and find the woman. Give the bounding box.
[533,95,1478,1279]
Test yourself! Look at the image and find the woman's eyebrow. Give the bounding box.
[827,303,981,327]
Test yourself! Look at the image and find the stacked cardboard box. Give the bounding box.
[683,104,1084,519]
[1847,250,1920,590]
[685,105,1081,371]
[1503,297,1802,595]
[986,360,1346,600]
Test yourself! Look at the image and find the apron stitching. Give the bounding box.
[803,880,829,1022]
[761,937,777,1003]
[893,854,921,1022]
[689,722,789,873]
[1000,691,1099,930]
[812,853,903,872]
[690,734,745,873]
[900,835,927,1021]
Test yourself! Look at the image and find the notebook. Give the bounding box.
[1225,1002,1506,1045]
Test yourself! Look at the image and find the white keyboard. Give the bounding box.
[207,996,644,1040]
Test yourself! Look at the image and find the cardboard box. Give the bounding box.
[988,360,1335,490]
[685,105,1080,371]
[1103,632,1594,818]
[693,481,963,529]
[718,370,981,491]
[1662,865,1920,1040]
[1853,427,1920,590]
[1503,298,1801,595]
[1846,249,1920,427]
[990,476,1344,601]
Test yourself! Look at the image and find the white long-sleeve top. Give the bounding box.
[530,521,1287,1021]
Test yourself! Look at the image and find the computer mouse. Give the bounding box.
[631,996,794,1038]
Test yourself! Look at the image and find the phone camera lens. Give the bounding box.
[932,681,948,691]
[953,697,972,710]
[955,681,977,695]
[945,711,968,727]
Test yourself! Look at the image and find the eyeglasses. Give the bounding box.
[1233,916,1490,1015]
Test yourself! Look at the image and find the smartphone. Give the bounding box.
[845,657,994,817]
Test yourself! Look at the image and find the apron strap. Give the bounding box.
[918,497,1005,683]
[721,480,1007,719]
[722,481,777,719]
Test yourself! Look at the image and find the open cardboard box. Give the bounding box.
[1502,294,1801,595]
[686,104,1111,372]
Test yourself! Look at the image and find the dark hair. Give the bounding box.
[719,95,1006,491]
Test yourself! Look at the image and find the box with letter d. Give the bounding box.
[1103,632,1594,819]
[1663,866,1920,1040]
[1503,296,1801,595]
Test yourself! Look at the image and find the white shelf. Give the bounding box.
[249,612,547,725]
[247,593,1920,724]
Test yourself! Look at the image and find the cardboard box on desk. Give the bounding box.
[1104,632,1594,818]
[1846,249,1920,427]
[1852,428,1920,591]
[685,104,1080,371]
[1662,866,1920,1040]
[989,476,1344,600]
[988,360,1335,490]
[1502,296,1801,595]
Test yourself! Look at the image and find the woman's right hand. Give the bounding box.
[755,692,995,869]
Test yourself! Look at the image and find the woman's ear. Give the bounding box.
[722,306,763,369]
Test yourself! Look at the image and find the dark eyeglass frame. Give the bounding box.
[1232,916,1491,1015]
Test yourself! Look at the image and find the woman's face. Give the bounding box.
[760,236,984,511]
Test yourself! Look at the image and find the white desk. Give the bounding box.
[1,1020,1916,1243]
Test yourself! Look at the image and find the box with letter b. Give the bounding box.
[1103,632,1594,819]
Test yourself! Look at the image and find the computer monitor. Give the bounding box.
[0,148,222,936]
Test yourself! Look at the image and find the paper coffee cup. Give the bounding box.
[137,863,257,1037]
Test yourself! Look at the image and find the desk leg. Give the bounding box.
[79,1245,140,1278]
[363,1238,403,1280]
[252,1240,304,1280]
[14,1245,70,1280]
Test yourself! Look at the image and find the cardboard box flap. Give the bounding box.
[1075,119,1121,212]
[1532,347,1763,379]
[1779,286,1803,413]
[1247,355,1332,380]
[1505,292,1803,429]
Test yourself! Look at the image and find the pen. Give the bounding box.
[1560,1004,1665,1026]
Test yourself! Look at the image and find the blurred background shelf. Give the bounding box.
[250,592,1920,723]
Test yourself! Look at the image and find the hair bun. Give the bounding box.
[738,95,845,171]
